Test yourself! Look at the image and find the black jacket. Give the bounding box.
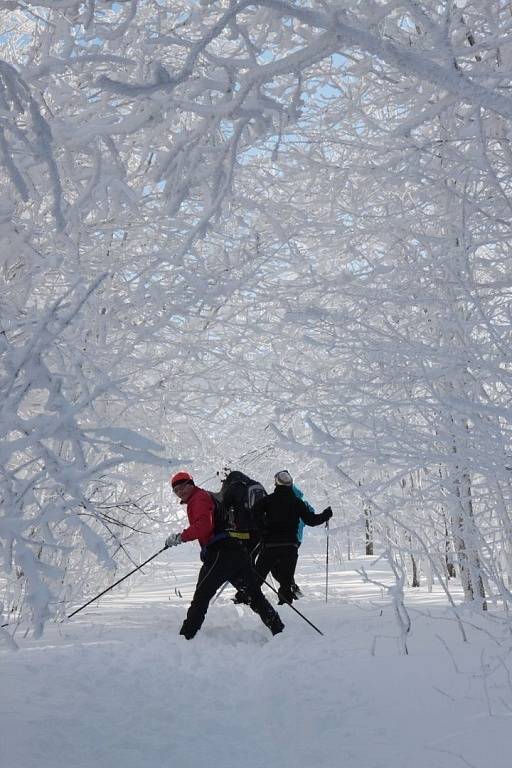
[253,485,331,546]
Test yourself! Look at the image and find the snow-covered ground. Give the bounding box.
[2,537,511,768]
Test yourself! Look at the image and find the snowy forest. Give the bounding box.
[2,2,512,766]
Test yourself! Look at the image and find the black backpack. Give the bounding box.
[215,471,267,533]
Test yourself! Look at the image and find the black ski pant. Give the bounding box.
[244,532,261,566]
[255,544,299,604]
[292,542,302,592]
[180,540,283,639]
[233,532,261,601]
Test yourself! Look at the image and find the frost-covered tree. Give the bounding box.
[2,0,512,637]
[226,3,512,610]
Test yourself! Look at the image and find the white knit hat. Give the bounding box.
[274,470,293,486]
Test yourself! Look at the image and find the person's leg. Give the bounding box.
[233,534,262,603]
[253,546,274,586]
[232,538,256,604]
[272,547,298,605]
[248,532,261,566]
[180,550,229,639]
[291,542,303,597]
[231,549,284,635]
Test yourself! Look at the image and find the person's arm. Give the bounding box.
[298,498,332,527]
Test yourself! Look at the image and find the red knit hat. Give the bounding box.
[170,471,194,488]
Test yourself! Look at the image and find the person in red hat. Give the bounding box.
[165,471,284,639]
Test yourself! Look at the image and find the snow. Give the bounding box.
[2,538,511,768]
[3,4,512,765]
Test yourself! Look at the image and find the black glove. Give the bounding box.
[322,506,333,520]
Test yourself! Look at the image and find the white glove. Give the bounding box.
[165,533,183,549]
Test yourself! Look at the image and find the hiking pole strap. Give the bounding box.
[67,546,168,619]
[253,569,324,636]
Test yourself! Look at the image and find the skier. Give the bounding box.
[217,469,266,605]
[253,470,332,605]
[165,471,284,639]
[219,470,264,564]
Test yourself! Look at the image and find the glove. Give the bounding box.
[322,506,333,520]
[165,533,183,548]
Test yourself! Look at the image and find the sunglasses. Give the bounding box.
[172,482,191,494]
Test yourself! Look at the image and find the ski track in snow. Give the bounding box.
[2,540,511,768]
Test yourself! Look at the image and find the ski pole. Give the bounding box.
[325,519,330,603]
[67,546,168,619]
[212,580,229,604]
[254,570,324,636]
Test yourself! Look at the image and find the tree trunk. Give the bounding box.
[411,553,420,587]
[443,512,456,578]
[360,481,374,555]
[450,468,487,610]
